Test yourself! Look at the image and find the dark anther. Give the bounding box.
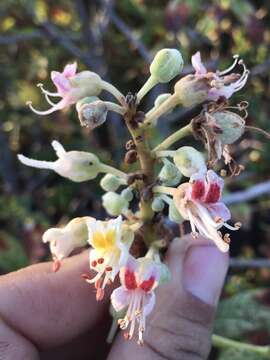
[126,140,136,150]
[135,135,143,143]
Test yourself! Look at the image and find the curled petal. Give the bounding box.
[111,286,130,312]
[191,52,207,75]
[51,71,71,94]
[63,62,77,78]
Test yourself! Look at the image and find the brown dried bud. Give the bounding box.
[125,150,138,164]
[174,74,210,107]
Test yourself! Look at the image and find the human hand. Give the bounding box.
[0,235,228,360]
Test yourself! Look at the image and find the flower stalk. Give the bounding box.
[153,123,192,152]
[212,334,270,357]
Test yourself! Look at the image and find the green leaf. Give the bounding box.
[215,289,270,340]
[0,232,28,273]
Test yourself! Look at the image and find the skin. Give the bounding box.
[0,235,228,360]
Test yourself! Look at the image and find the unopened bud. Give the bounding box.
[76,96,99,112]
[159,159,181,186]
[102,192,129,216]
[69,71,102,98]
[173,146,206,177]
[212,111,245,144]
[151,197,165,212]
[168,201,183,223]
[174,75,209,107]
[100,174,124,192]
[77,100,108,129]
[154,93,172,108]
[121,188,134,202]
[150,48,184,83]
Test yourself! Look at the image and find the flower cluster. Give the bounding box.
[18,48,254,344]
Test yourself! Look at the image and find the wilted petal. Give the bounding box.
[191,52,207,75]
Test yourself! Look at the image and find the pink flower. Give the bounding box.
[27,63,102,115]
[111,256,160,345]
[173,170,240,252]
[191,52,249,101]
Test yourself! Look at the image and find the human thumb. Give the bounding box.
[108,235,229,360]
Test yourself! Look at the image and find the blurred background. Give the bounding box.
[0,0,270,358]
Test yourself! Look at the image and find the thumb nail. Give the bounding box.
[183,245,229,306]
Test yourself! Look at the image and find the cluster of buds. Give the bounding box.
[18,46,257,345]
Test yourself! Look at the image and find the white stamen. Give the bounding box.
[37,83,60,97]
[218,55,240,76]
[26,101,64,115]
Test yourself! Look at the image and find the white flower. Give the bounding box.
[43,217,90,271]
[27,62,103,115]
[111,256,160,345]
[173,170,240,252]
[86,216,130,301]
[18,140,102,182]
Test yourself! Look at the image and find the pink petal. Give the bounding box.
[144,292,156,316]
[208,85,235,101]
[207,170,224,192]
[111,286,130,312]
[62,62,77,78]
[191,52,207,75]
[51,71,71,95]
[207,202,231,222]
[119,256,138,287]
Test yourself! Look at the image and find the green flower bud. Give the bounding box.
[77,100,108,129]
[150,48,184,83]
[121,188,134,202]
[69,71,102,98]
[154,93,172,109]
[100,174,123,192]
[169,201,183,223]
[76,96,99,112]
[102,192,128,216]
[159,159,182,186]
[174,75,209,107]
[58,151,101,182]
[173,146,206,177]
[212,111,245,145]
[151,197,165,212]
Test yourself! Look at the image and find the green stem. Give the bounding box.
[137,75,158,103]
[153,123,192,152]
[99,163,128,181]
[144,93,179,126]
[155,150,176,158]
[104,101,125,115]
[153,185,176,196]
[212,334,270,357]
[101,80,126,106]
